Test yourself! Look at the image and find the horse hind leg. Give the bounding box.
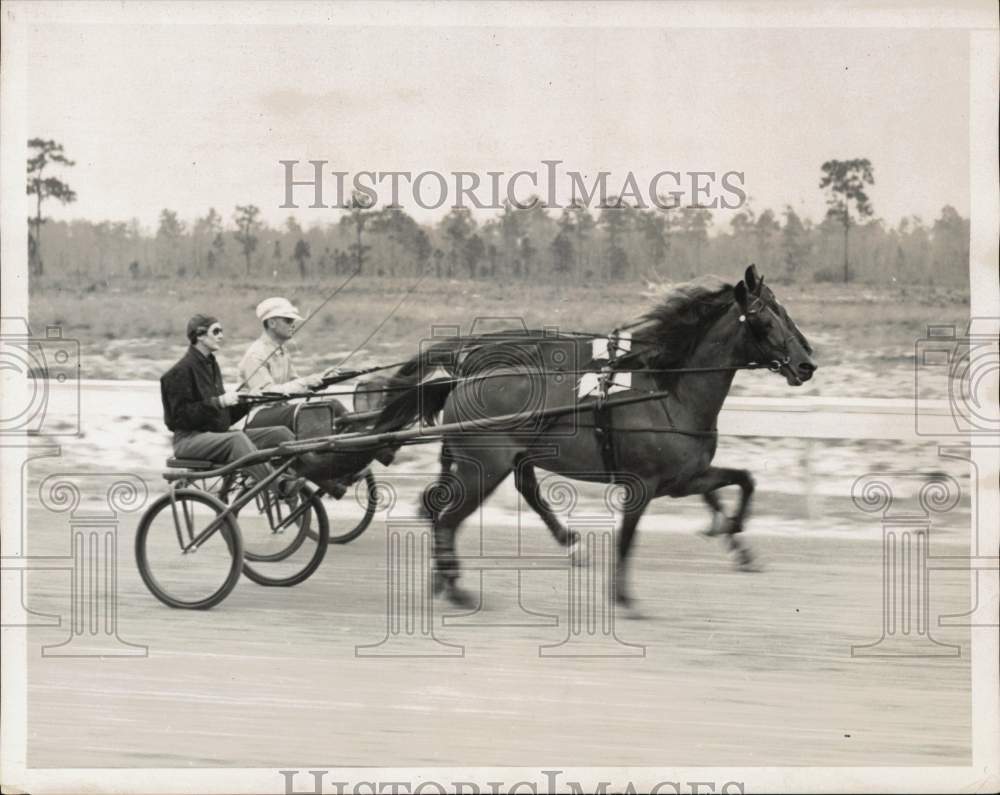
[431,456,512,608]
[420,444,457,523]
[513,460,586,566]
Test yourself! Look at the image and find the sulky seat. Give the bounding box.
[166,457,217,471]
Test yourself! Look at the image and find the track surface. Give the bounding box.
[25,504,971,768]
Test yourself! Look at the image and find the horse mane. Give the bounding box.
[631,277,736,376]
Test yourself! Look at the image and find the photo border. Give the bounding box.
[2,2,997,793]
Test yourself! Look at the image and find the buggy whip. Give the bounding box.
[235,265,362,392]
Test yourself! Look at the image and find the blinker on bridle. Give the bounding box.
[739,292,792,372]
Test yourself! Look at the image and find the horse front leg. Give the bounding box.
[700,491,729,537]
[679,467,758,570]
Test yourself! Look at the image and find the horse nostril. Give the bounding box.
[798,362,816,377]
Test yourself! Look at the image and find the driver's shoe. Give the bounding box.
[309,475,348,500]
[275,475,306,506]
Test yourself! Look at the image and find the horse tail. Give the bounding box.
[372,330,552,433]
[373,340,462,433]
[385,338,462,387]
[374,376,454,432]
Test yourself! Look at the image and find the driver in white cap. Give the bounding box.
[239,296,351,498]
[238,296,337,396]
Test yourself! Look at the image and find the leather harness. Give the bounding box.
[592,329,621,484]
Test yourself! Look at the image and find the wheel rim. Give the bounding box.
[241,484,329,586]
[319,469,378,544]
[136,490,241,608]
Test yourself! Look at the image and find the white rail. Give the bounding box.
[67,380,961,443]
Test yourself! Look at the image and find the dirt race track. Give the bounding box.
[23,497,971,770]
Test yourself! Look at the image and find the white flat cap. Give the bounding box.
[256,296,303,323]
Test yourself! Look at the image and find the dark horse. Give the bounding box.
[373,265,816,608]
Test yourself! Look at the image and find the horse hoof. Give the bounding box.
[445,583,478,609]
[568,539,588,567]
[736,553,763,573]
[432,571,446,596]
[699,514,734,538]
[614,589,632,608]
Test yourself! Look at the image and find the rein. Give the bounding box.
[237,297,784,409]
[237,361,773,406]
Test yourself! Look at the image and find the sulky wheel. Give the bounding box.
[219,473,312,563]
[135,488,243,609]
[313,468,378,544]
[235,481,330,587]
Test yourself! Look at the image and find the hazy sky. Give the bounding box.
[27,23,970,231]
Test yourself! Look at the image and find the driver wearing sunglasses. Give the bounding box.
[160,313,298,492]
[237,296,339,399]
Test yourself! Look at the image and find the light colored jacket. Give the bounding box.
[238,333,309,394]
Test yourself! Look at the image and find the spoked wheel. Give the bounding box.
[219,473,311,563]
[135,488,243,610]
[312,468,378,544]
[225,480,330,587]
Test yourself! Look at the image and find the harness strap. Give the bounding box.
[592,400,618,484]
[593,328,621,483]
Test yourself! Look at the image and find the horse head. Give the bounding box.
[734,264,817,386]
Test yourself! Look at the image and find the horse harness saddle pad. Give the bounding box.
[580,331,632,484]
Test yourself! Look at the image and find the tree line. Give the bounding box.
[28,140,969,287]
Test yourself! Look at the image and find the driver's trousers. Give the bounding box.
[172,426,295,485]
[245,403,359,493]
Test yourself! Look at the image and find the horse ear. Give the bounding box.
[745,264,760,293]
[734,280,749,309]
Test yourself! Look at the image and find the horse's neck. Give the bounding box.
[661,309,746,429]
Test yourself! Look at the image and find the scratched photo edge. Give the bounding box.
[1,2,998,793]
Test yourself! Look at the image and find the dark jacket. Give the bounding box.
[160,346,250,432]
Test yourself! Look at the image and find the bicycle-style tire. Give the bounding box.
[313,468,378,545]
[241,484,330,587]
[135,489,243,610]
[220,477,312,564]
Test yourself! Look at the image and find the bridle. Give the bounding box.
[738,292,795,373]
[613,290,797,376]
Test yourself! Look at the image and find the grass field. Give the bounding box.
[28,275,969,398]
